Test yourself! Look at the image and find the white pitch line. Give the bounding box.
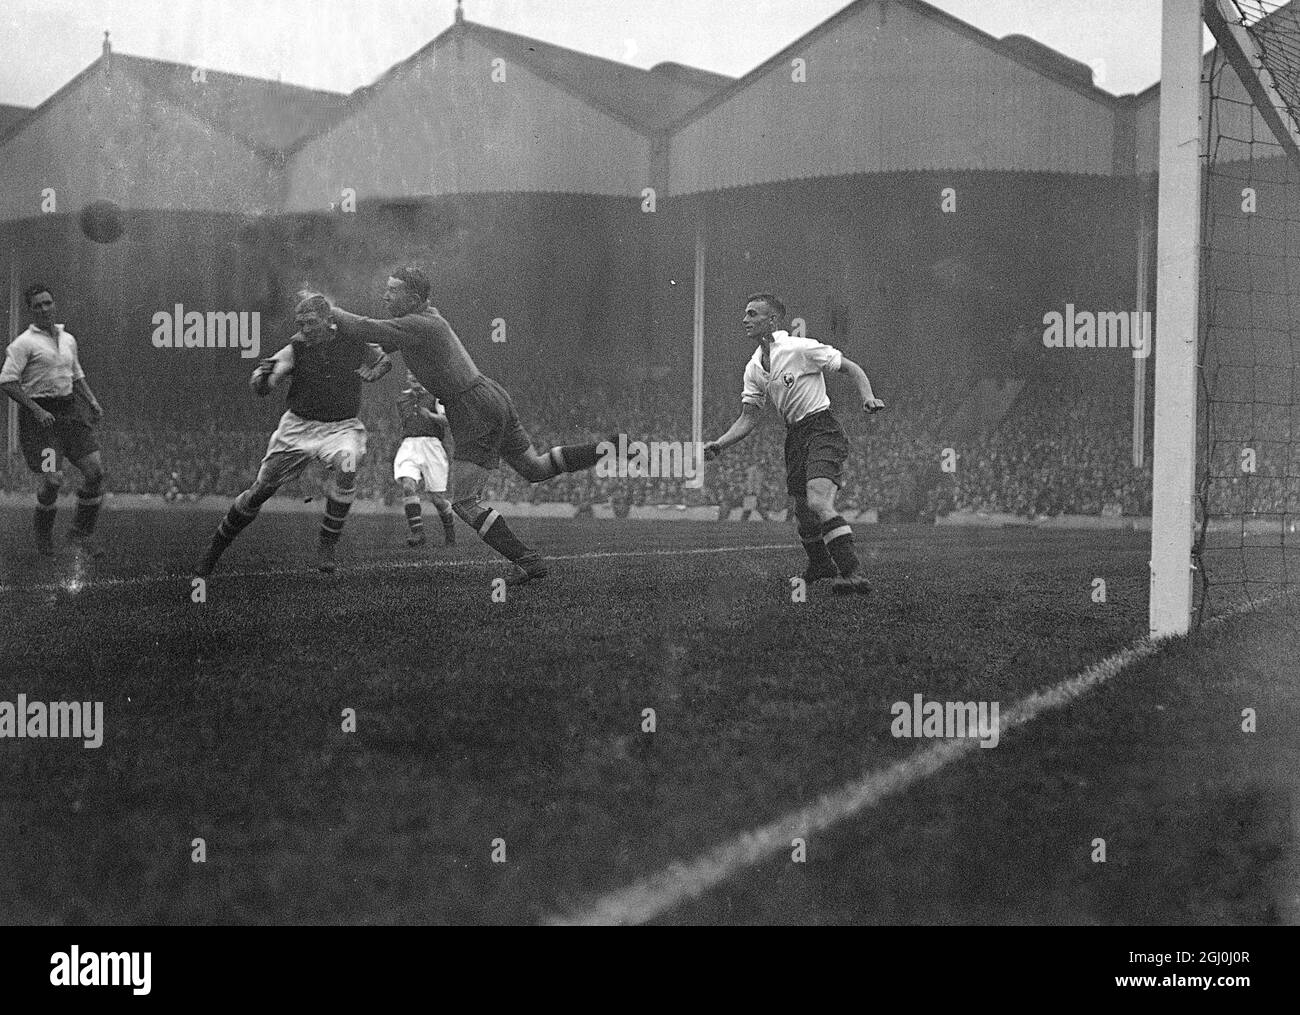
[545,593,1276,926]
[0,543,793,596]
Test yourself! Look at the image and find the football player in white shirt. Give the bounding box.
[704,293,884,594]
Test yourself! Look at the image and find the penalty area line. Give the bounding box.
[544,593,1275,926]
[0,543,794,595]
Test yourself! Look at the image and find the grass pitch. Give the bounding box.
[0,506,1295,924]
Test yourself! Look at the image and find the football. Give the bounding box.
[78,199,125,244]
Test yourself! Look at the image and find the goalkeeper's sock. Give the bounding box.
[403,496,423,538]
[799,523,835,570]
[820,515,859,578]
[468,506,533,562]
[540,443,603,479]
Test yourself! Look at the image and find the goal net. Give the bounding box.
[1191,0,1300,624]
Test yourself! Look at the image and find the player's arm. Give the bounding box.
[251,344,294,396]
[704,402,762,461]
[331,306,433,353]
[836,356,885,413]
[355,342,393,382]
[67,338,103,420]
[73,378,104,421]
[0,346,54,425]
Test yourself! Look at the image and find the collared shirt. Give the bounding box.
[0,324,86,398]
[741,330,843,426]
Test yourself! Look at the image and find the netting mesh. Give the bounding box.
[1196,1,1300,620]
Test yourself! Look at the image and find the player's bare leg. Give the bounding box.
[32,468,61,556]
[450,459,546,584]
[400,476,426,546]
[316,469,356,573]
[793,496,837,582]
[806,477,870,595]
[194,475,279,576]
[66,450,107,559]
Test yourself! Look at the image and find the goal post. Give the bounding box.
[1149,0,1207,638]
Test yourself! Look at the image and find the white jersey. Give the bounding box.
[741,330,842,426]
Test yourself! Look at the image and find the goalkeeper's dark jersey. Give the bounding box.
[398,391,446,440]
[286,332,368,422]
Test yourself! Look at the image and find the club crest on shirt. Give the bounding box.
[782,371,796,388]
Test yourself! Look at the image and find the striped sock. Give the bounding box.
[403,495,423,536]
[70,488,104,537]
[320,496,352,546]
[820,515,859,577]
[215,490,260,544]
[470,505,532,562]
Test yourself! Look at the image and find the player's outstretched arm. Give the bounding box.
[837,356,885,413]
[332,306,441,354]
[704,402,762,460]
[251,344,294,396]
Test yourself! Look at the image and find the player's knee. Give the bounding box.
[38,470,64,491]
[509,452,550,484]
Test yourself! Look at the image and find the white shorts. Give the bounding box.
[393,436,449,493]
[257,411,367,487]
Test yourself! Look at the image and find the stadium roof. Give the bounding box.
[0,43,350,158]
[674,0,1121,130]
[0,103,30,135]
[289,17,733,151]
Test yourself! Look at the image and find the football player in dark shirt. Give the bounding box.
[194,294,390,576]
[330,266,606,586]
[394,370,456,547]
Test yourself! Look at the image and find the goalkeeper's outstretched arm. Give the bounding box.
[704,402,762,460]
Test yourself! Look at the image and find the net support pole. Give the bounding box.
[7,261,17,457]
[1133,200,1152,469]
[688,221,705,489]
[1149,0,1205,638]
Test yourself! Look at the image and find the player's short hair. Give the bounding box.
[391,266,431,303]
[295,292,332,318]
[24,283,53,308]
[746,292,786,320]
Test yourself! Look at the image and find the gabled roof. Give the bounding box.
[115,54,349,155]
[674,0,1120,131]
[289,18,733,151]
[0,104,29,135]
[0,50,349,157]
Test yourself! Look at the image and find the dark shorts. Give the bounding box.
[17,395,99,474]
[444,376,533,471]
[784,409,849,497]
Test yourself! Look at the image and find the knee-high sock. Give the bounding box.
[70,482,104,537]
[820,515,859,577]
[539,443,602,480]
[215,490,261,545]
[403,495,423,536]
[461,503,533,562]
[320,480,354,546]
[34,483,59,541]
[798,520,834,568]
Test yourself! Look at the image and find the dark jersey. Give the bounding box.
[398,390,446,440]
[331,307,481,404]
[286,331,368,422]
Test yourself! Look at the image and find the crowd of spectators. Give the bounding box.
[0,371,1166,519]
